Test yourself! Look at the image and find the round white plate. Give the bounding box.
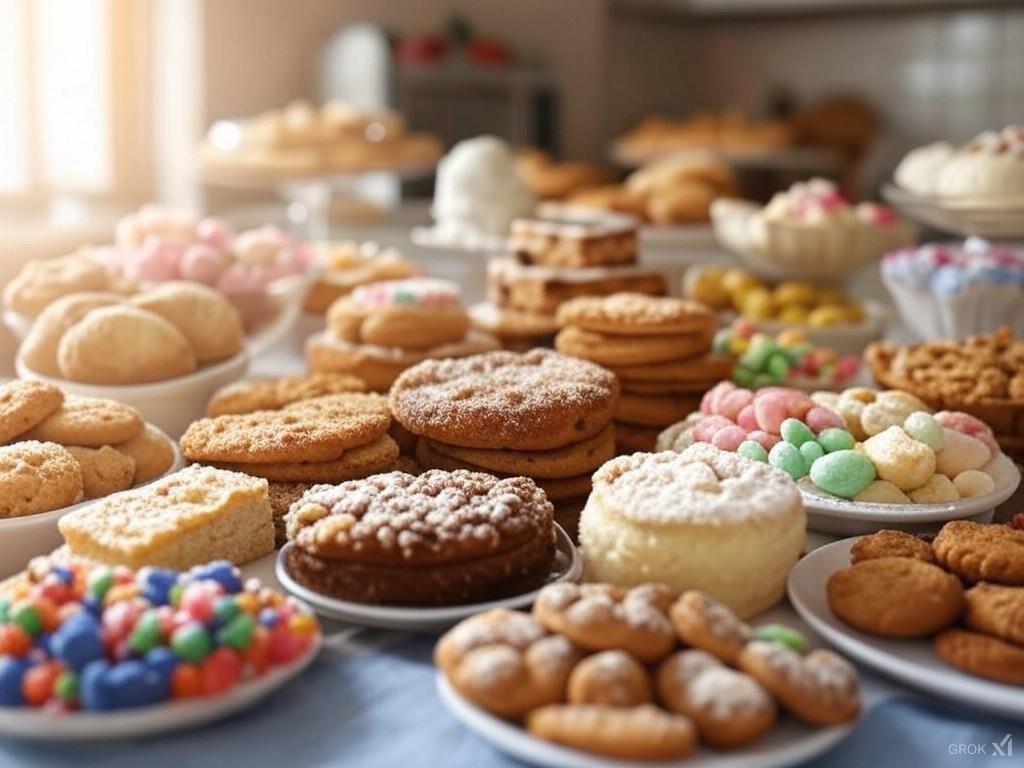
[788,537,1024,720]
[799,453,1021,536]
[275,524,581,631]
[0,634,319,741]
[436,674,853,768]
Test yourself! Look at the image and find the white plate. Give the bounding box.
[275,525,581,631]
[0,634,319,742]
[436,674,853,768]
[799,453,1021,536]
[882,183,1024,239]
[788,537,1024,720]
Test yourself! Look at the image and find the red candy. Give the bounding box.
[241,627,271,677]
[202,648,241,696]
[22,661,64,707]
[103,599,145,641]
[0,625,32,657]
[181,582,222,623]
[747,430,781,450]
[268,626,308,665]
[171,664,204,699]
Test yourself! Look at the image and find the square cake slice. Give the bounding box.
[58,465,274,570]
[510,216,638,268]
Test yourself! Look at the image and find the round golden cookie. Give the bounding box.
[435,608,581,718]
[933,521,1024,586]
[964,582,1024,646]
[934,628,1024,686]
[56,305,197,384]
[0,380,65,444]
[615,380,717,396]
[211,434,399,483]
[132,282,244,364]
[206,373,367,416]
[527,704,696,761]
[181,400,390,465]
[282,392,390,419]
[611,354,734,386]
[66,445,136,499]
[391,349,619,451]
[613,422,660,453]
[827,556,965,638]
[0,441,83,518]
[329,299,470,350]
[850,529,935,564]
[3,253,112,318]
[532,582,677,663]
[614,392,702,428]
[23,395,144,447]
[567,650,652,707]
[657,649,776,749]
[556,293,715,336]
[467,302,560,339]
[18,292,125,377]
[737,642,861,726]
[670,591,752,665]
[555,326,712,367]
[423,424,615,480]
[114,423,175,484]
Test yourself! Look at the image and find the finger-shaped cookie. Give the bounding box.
[567,650,651,707]
[670,590,751,664]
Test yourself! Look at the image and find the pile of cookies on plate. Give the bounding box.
[828,523,1024,686]
[437,583,861,761]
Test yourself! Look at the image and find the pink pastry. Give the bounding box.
[125,238,181,283]
[934,411,1000,454]
[181,243,232,285]
[197,217,234,251]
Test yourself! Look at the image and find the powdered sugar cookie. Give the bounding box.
[567,650,651,707]
[669,590,752,664]
[206,372,366,416]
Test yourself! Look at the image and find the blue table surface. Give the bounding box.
[0,632,1019,768]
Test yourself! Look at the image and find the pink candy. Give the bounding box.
[806,406,846,433]
[754,392,790,434]
[125,239,182,283]
[736,404,758,431]
[197,217,234,251]
[717,388,754,421]
[711,425,748,452]
[701,382,735,415]
[181,243,231,285]
[693,415,733,443]
[934,410,1000,454]
[747,430,781,450]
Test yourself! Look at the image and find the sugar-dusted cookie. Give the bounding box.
[205,372,366,416]
[0,380,64,443]
[211,434,399,483]
[934,628,1024,686]
[850,529,935,564]
[567,650,652,707]
[23,395,144,447]
[66,445,136,499]
[133,281,244,364]
[17,292,124,376]
[933,520,1024,586]
[964,582,1024,646]
[670,590,752,664]
[556,293,715,337]
[0,441,83,518]
[114,423,176,483]
[555,325,713,367]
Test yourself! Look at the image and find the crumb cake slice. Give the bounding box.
[510,216,638,268]
[58,465,274,570]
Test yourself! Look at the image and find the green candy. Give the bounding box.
[732,366,755,387]
[768,441,806,480]
[903,412,944,452]
[713,329,732,355]
[740,339,775,371]
[754,624,808,654]
[799,440,825,472]
[217,614,255,649]
[214,596,239,623]
[0,599,9,623]
[817,428,855,453]
[11,604,41,636]
[55,671,79,703]
[168,583,184,608]
[172,624,212,662]
[88,568,114,600]
[737,440,769,463]
[780,418,814,447]
[129,610,162,653]
[766,352,791,381]
[809,450,876,499]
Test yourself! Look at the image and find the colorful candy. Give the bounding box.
[753,624,808,654]
[808,450,876,499]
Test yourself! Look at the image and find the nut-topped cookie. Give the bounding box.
[285,469,556,606]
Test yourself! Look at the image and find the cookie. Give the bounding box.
[388,420,418,455]
[933,520,1024,586]
[113,423,175,483]
[827,556,964,638]
[567,650,652,707]
[613,422,660,453]
[422,424,615,480]
[17,292,124,376]
[3,253,111,318]
[66,445,136,499]
[609,354,734,385]
[56,305,197,384]
[282,391,390,419]
[850,530,935,564]
[132,282,244,364]
[0,441,83,518]
[533,582,676,662]
[526,704,696,761]
[180,400,390,464]
[935,629,1024,685]
[0,380,65,444]
[555,325,713,367]
[23,395,144,447]
[964,582,1024,645]
[556,293,715,336]
[467,302,560,340]
[211,434,399,482]
[670,590,752,664]
[390,349,619,451]
[205,372,367,416]
[615,392,702,428]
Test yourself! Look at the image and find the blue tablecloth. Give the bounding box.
[0,631,1018,768]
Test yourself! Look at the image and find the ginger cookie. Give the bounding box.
[132,281,243,364]
[827,556,964,638]
[556,293,715,336]
[615,392,702,428]
[934,628,1024,685]
[211,434,399,483]
[18,292,124,377]
[609,354,734,385]
[114,423,175,483]
[613,422,661,453]
[390,349,619,451]
[23,395,144,447]
[0,380,65,443]
[206,372,367,416]
[0,441,83,518]
[964,582,1024,646]
[555,325,713,367]
[66,445,136,499]
[933,521,1024,586]
[850,529,935,564]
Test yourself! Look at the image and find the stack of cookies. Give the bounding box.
[389,349,620,536]
[554,293,731,452]
[306,277,500,391]
[471,216,667,350]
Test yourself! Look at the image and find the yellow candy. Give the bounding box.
[721,268,762,296]
[104,584,139,606]
[740,288,775,321]
[776,305,810,325]
[288,613,318,635]
[688,269,732,309]
[235,593,261,615]
[777,329,808,348]
[773,281,817,306]
[728,336,749,354]
[815,287,846,306]
[807,305,849,327]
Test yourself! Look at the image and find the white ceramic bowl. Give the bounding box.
[0,429,184,579]
[16,351,248,439]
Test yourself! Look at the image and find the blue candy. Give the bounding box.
[104,661,167,709]
[258,608,279,628]
[51,613,104,672]
[138,567,179,606]
[191,562,241,594]
[80,660,113,711]
[82,595,104,617]
[0,658,31,706]
[50,566,74,586]
[144,647,179,685]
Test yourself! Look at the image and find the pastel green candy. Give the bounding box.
[11,604,41,636]
[732,366,755,387]
[809,449,876,499]
[737,440,769,463]
[817,427,855,453]
[129,610,162,653]
[768,441,806,480]
[753,373,777,389]
[88,568,114,601]
[217,614,255,649]
[799,440,825,472]
[55,671,79,703]
[713,329,732,355]
[0,599,9,623]
[766,353,791,381]
[740,340,774,371]
[903,412,944,452]
[754,624,808,654]
[780,418,814,447]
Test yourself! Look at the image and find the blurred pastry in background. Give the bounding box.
[516,148,616,201]
[303,241,419,314]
